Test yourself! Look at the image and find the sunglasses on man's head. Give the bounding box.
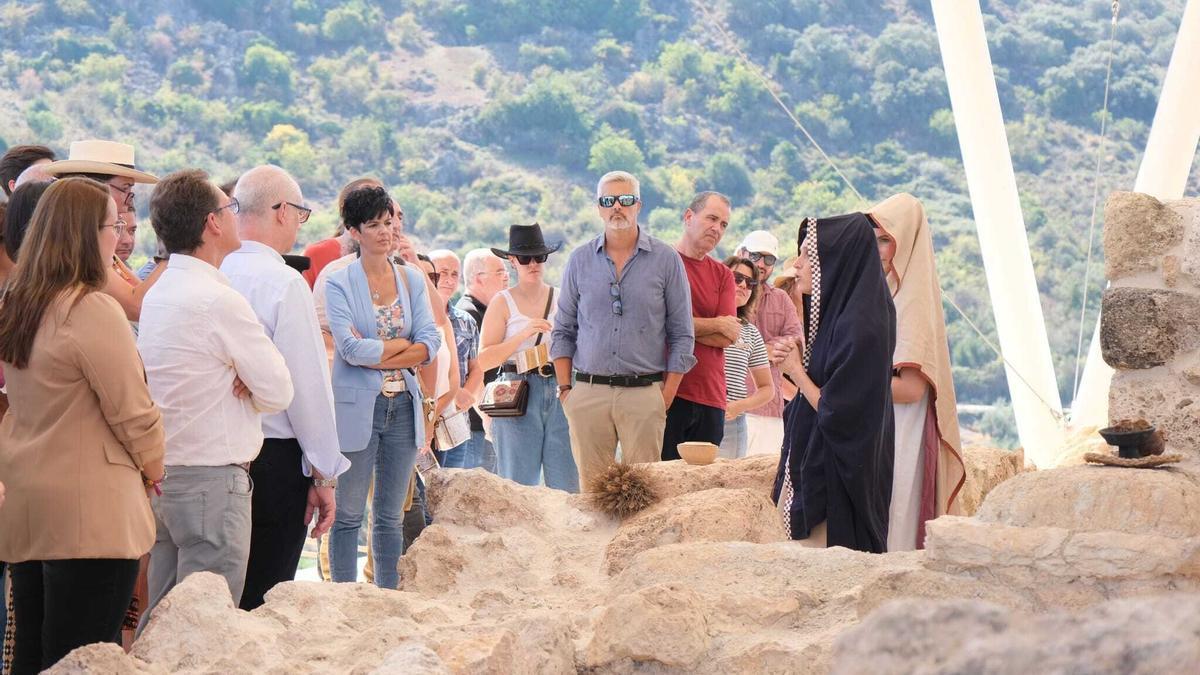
[747,251,777,267]
[516,254,548,265]
[733,272,758,288]
[598,194,638,208]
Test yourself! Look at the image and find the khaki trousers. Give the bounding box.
[562,381,666,491]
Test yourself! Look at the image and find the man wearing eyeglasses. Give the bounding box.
[736,230,803,456]
[552,170,696,490]
[220,165,348,611]
[137,169,293,622]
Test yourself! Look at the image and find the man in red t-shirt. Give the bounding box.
[663,191,738,459]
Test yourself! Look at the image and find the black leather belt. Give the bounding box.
[500,363,554,377]
[575,372,663,388]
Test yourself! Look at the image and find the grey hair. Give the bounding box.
[428,248,460,265]
[686,191,730,214]
[233,164,301,216]
[596,170,641,200]
[462,248,493,285]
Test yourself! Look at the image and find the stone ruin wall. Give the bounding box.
[1101,191,1200,459]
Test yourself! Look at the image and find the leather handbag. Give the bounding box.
[478,288,554,418]
[434,407,472,448]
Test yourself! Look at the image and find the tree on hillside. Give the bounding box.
[588,134,646,175]
[700,153,754,206]
[241,43,294,101]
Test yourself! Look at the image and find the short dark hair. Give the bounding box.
[341,186,393,231]
[687,191,731,214]
[336,177,383,235]
[5,181,53,262]
[150,169,219,254]
[0,145,55,196]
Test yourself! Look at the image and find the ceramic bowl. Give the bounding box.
[677,441,718,466]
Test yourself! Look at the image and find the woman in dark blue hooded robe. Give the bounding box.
[774,212,895,553]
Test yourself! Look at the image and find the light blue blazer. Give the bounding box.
[326,259,442,452]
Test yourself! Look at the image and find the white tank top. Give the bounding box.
[499,286,557,353]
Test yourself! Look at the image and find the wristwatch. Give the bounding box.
[313,477,338,489]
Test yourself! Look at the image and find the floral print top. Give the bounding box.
[375,297,405,380]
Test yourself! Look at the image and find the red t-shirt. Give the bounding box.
[676,254,736,410]
[301,238,344,288]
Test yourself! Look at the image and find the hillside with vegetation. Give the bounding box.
[1,0,1196,444]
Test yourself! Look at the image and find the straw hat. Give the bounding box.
[44,140,158,183]
[773,256,800,288]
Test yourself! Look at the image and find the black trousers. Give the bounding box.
[662,397,726,460]
[9,558,138,675]
[239,438,310,611]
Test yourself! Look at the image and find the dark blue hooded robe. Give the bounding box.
[773,212,896,553]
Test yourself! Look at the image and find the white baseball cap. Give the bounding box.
[738,230,779,258]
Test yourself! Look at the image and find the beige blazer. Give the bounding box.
[0,290,165,562]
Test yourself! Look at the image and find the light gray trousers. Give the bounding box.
[138,464,253,633]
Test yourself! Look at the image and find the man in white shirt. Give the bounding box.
[221,165,351,610]
[138,169,294,619]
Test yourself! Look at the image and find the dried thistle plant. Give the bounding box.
[588,462,659,519]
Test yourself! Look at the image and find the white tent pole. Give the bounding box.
[1071,0,1200,427]
[932,0,1064,466]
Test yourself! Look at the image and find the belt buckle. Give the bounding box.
[537,364,554,378]
[614,375,633,387]
[381,375,402,398]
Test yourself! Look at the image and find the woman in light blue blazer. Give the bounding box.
[325,186,441,589]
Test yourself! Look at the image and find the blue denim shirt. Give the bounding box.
[552,227,696,376]
[447,301,478,385]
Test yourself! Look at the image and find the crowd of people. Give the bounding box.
[0,138,965,672]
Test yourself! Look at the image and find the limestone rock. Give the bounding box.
[1101,287,1200,369]
[1103,191,1183,280]
[1109,370,1200,460]
[370,644,449,674]
[586,583,711,669]
[976,464,1200,538]
[958,446,1025,516]
[46,644,165,674]
[831,594,1200,674]
[603,487,786,574]
[639,455,778,501]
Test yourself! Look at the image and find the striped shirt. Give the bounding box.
[724,321,769,401]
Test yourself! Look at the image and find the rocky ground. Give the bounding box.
[47,448,1200,674]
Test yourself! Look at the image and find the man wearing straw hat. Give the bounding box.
[44,139,158,210]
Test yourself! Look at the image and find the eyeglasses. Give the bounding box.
[273,201,312,223]
[747,251,777,267]
[598,194,638,208]
[212,197,240,216]
[733,272,758,288]
[108,182,135,206]
[610,282,623,316]
[515,254,548,265]
[114,218,127,237]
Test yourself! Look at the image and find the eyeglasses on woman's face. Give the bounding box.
[733,271,758,289]
[515,254,548,265]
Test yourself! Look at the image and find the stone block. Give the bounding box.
[1101,287,1200,369]
[1109,370,1200,458]
[1103,191,1183,280]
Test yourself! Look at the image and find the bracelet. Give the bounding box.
[313,477,338,489]
[557,384,572,393]
[142,472,165,496]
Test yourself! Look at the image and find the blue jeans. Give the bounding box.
[719,413,747,459]
[492,374,578,492]
[331,393,418,589]
[462,429,497,472]
[442,439,469,468]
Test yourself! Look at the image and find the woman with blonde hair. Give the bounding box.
[868,193,966,551]
[0,177,165,673]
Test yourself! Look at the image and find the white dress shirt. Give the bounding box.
[221,241,351,478]
[138,254,294,466]
[313,253,356,333]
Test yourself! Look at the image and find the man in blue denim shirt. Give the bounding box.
[552,170,696,490]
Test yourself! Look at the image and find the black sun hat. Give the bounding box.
[490,223,562,258]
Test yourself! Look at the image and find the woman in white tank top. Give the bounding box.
[477,224,578,492]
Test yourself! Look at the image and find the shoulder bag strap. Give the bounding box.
[533,287,554,347]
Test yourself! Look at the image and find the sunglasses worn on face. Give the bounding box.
[516,254,548,265]
[748,251,777,267]
[598,194,638,208]
[733,272,758,288]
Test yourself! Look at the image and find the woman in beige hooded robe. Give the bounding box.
[869,194,965,551]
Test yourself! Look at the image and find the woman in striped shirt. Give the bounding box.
[719,257,775,459]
